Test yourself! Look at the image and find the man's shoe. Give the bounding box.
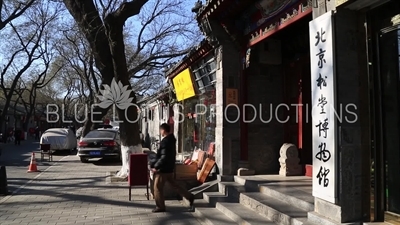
[152,208,166,213]
[189,195,194,206]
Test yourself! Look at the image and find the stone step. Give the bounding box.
[307,211,345,225]
[203,191,237,206]
[216,202,278,225]
[218,181,246,200]
[190,180,219,199]
[234,176,314,211]
[191,199,236,225]
[258,185,313,211]
[240,192,309,225]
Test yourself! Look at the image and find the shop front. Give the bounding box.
[168,43,217,157]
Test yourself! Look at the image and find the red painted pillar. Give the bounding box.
[298,92,303,149]
[240,51,248,161]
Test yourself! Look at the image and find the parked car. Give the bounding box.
[40,128,77,153]
[77,128,121,163]
[93,124,113,129]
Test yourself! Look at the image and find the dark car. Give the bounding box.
[77,128,121,163]
[93,124,113,129]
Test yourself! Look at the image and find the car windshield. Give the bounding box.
[84,130,116,139]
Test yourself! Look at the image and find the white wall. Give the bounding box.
[141,101,171,143]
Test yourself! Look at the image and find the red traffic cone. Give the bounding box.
[27,152,40,173]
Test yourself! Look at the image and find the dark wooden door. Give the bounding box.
[284,56,312,165]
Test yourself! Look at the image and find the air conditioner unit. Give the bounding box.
[258,39,282,65]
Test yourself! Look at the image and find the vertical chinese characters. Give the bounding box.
[314,26,332,188]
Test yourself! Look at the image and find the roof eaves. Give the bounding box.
[165,39,213,79]
[137,87,170,105]
[196,0,222,21]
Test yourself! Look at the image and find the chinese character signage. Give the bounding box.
[172,68,196,101]
[309,10,337,204]
[226,88,238,105]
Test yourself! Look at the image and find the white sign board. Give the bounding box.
[309,10,337,204]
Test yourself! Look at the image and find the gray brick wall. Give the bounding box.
[215,44,241,176]
[333,9,365,223]
[246,61,284,174]
[313,8,369,223]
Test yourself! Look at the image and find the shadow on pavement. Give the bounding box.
[92,158,121,166]
[3,175,200,224]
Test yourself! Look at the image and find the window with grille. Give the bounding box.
[191,54,217,94]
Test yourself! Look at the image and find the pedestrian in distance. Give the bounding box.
[14,128,22,145]
[35,126,40,140]
[150,123,194,213]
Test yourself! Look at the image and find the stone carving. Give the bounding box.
[279,143,302,176]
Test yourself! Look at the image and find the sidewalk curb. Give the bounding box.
[0,155,69,204]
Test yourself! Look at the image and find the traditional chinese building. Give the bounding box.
[164,0,400,224]
[165,40,218,157]
[137,88,173,148]
[325,0,400,223]
[194,0,314,176]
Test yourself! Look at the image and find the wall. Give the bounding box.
[214,43,241,175]
[246,53,284,174]
[310,7,370,224]
[173,103,180,152]
[140,100,170,146]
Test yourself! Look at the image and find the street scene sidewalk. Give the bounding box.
[0,139,66,195]
[0,155,201,225]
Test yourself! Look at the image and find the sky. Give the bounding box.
[0,0,202,98]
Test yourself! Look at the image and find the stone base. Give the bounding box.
[106,171,127,183]
[279,167,303,176]
[311,197,363,224]
[237,168,255,176]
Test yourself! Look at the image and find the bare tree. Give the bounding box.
[62,0,197,177]
[16,58,62,131]
[57,23,167,110]
[0,1,61,133]
[56,25,101,107]
[0,0,36,30]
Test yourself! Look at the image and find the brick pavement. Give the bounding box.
[0,139,67,195]
[0,155,203,225]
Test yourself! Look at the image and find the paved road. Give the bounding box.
[0,139,73,195]
[0,153,202,225]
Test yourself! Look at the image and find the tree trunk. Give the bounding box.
[62,0,147,178]
[105,16,141,178]
[23,113,31,132]
[63,0,117,138]
[0,94,14,134]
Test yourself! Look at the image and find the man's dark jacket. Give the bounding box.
[153,134,176,173]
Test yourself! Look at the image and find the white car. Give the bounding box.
[40,128,77,153]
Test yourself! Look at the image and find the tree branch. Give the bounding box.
[0,0,36,30]
[110,0,149,23]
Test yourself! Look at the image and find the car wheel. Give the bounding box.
[80,157,89,163]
